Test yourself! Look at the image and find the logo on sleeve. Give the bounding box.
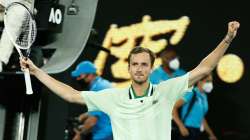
[152,100,158,105]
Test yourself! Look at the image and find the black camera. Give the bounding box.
[64,117,82,140]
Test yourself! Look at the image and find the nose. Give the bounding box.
[136,65,143,71]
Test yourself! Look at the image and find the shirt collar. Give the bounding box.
[129,83,154,99]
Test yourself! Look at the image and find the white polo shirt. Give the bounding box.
[81,73,189,140]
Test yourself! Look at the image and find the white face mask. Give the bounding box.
[169,58,180,70]
[202,82,213,93]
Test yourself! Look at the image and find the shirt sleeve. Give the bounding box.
[156,73,190,103]
[80,88,116,115]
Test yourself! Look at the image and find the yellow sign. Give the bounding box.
[94,15,190,87]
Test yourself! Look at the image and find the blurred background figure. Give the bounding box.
[0,0,43,72]
[0,0,28,72]
[71,60,113,140]
[149,48,186,84]
[172,74,217,140]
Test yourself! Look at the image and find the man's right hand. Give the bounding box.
[20,58,39,75]
[179,125,189,137]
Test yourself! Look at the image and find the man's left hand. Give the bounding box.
[226,21,240,41]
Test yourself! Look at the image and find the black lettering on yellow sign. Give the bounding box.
[94,15,190,87]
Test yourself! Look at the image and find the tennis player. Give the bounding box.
[20,21,239,140]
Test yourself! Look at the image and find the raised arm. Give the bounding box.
[189,21,240,87]
[20,58,85,105]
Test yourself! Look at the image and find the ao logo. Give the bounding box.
[49,8,62,24]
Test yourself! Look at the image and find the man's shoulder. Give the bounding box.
[99,87,129,94]
[154,73,189,88]
[152,66,164,73]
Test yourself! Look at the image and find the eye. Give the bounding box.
[142,62,149,67]
[132,62,138,66]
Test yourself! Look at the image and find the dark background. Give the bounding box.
[1,0,250,140]
[81,0,250,139]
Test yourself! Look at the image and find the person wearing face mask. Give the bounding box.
[149,48,186,84]
[71,60,113,140]
[19,21,240,140]
[172,74,217,140]
[149,48,187,139]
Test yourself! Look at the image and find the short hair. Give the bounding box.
[160,47,177,59]
[128,46,156,67]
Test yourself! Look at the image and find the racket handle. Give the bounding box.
[24,68,33,95]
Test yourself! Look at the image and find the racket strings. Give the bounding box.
[4,4,37,50]
[16,14,36,49]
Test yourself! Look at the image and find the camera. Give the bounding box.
[64,117,82,140]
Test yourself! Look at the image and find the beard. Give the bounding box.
[134,80,147,85]
[133,76,148,85]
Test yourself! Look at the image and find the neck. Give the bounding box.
[197,84,204,94]
[89,75,97,83]
[132,81,149,96]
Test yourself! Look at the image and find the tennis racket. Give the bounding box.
[4,1,37,95]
